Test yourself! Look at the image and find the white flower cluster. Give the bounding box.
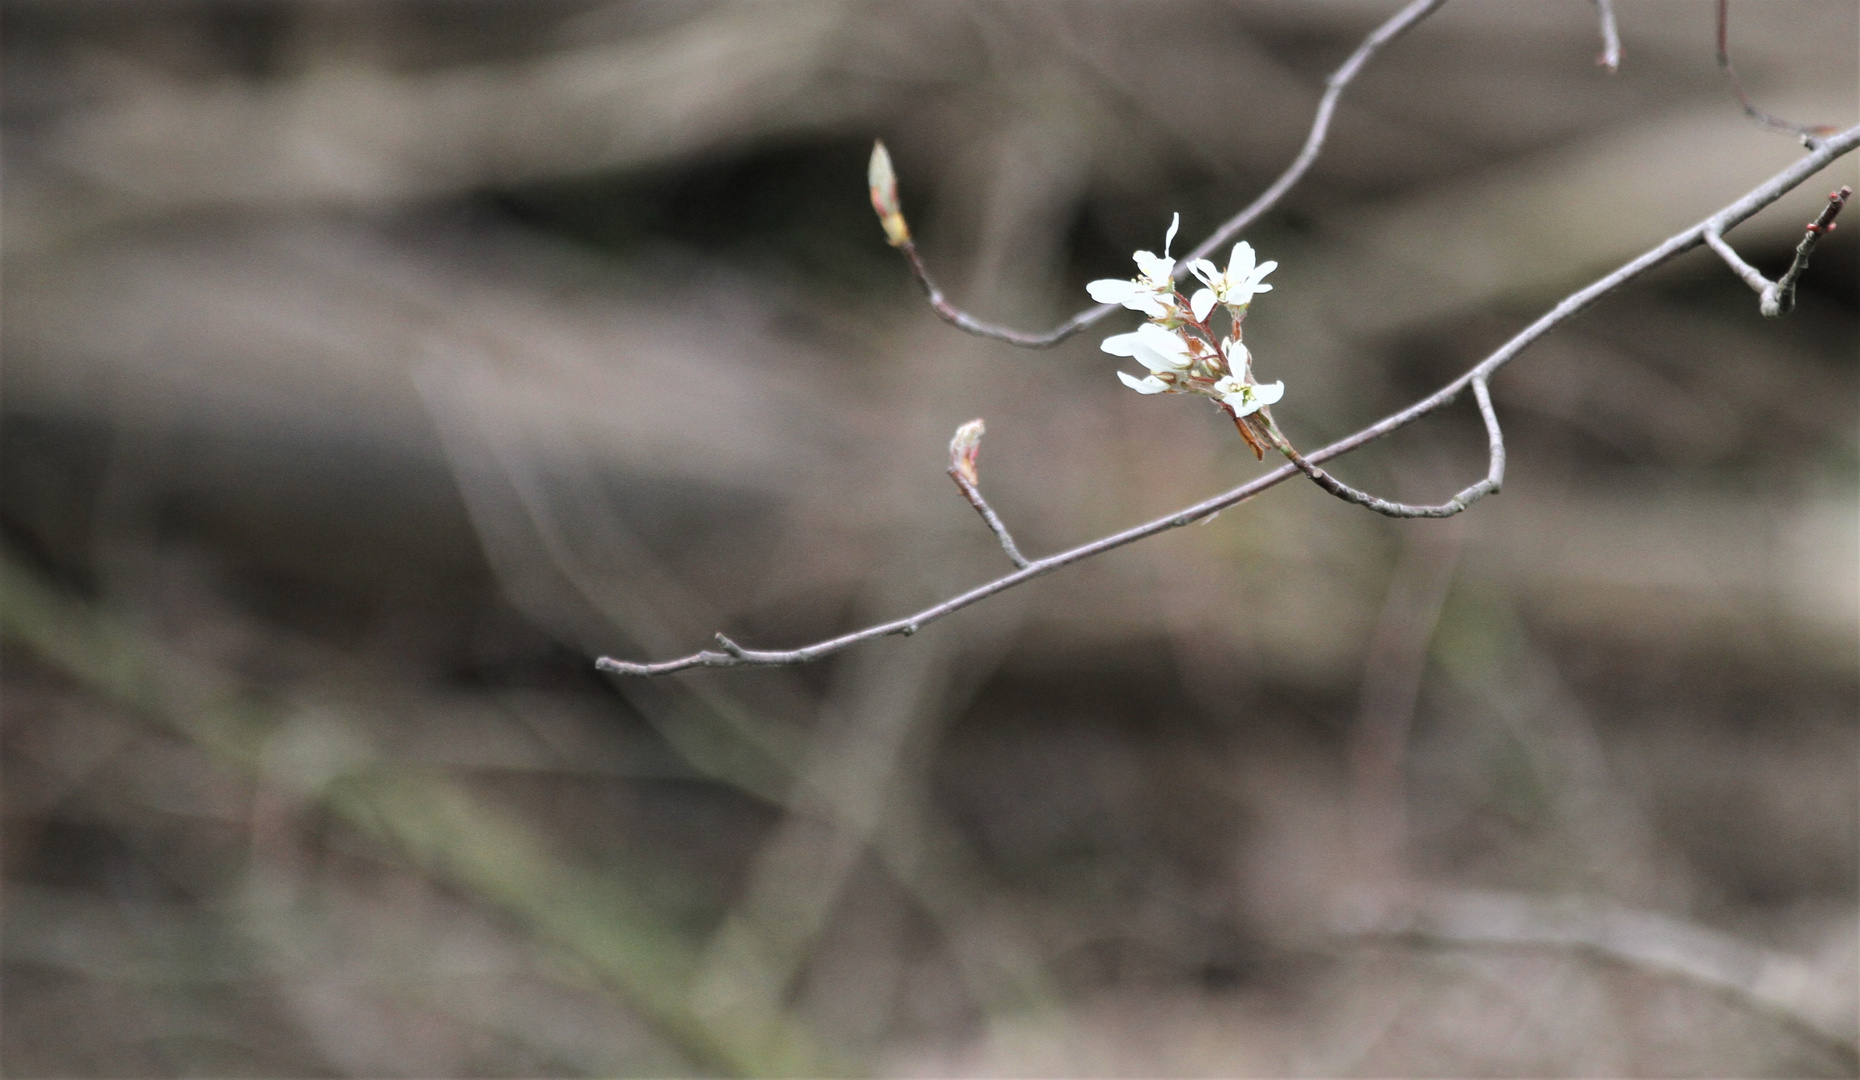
[1087,214,1283,421]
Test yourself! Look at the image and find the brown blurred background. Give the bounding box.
[3,1,1856,1075]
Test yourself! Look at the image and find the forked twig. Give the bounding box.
[889,0,1448,349]
[1705,185,1850,317]
[594,123,1860,676]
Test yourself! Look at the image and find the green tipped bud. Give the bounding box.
[868,140,911,247]
[948,418,985,486]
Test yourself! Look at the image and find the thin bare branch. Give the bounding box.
[1253,377,1504,520]
[1705,185,1850,317]
[945,417,1029,567]
[1591,0,1622,73]
[1716,0,1839,142]
[950,472,1030,569]
[595,125,1860,677]
[1701,225,1771,294]
[890,0,1449,349]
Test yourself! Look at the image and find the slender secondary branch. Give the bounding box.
[1705,186,1850,317]
[944,417,1028,567]
[1256,377,1504,519]
[595,123,1860,677]
[1701,227,1770,294]
[891,0,1448,349]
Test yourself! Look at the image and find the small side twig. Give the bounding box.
[949,474,1029,569]
[1252,378,1505,520]
[1766,186,1850,316]
[1704,186,1850,317]
[1717,0,1839,143]
[946,419,1030,569]
[1591,0,1622,73]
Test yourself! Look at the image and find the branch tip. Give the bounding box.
[948,418,985,486]
[946,419,1030,569]
[868,140,911,247]
[1760,185,1850,317]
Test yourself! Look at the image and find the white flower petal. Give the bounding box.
[1188,259,1218,289]
[1088,278,1170,315]
[1087,278,1141,305]
[1163,213,1180,258]
[1132,345,1178,374]
[1126,324,1191,373]
[1191,289,1216,322]
[1223,280,1269,306]
[1134,253,1174,284]
[1099,330,1146,357]
[1222,390,1262,417]
[1222,338,1250,371]
[1219,377,1283,417]
[1118,370,1171,394]
[1227,242,1255,280]
[1134,322,1181,347]
[1134,323,1189,355]
[1123,349,1168,375]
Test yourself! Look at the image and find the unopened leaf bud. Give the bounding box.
[949,418,985,486]
[868,140,912,247]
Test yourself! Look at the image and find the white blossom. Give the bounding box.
[1116,370,1172,394]
[1087,279,1168,318]
[1222,336,1250,375]
[1213,374,1284,417]
[1092,220,1287,424]
[1188,241,1276,309]
[1086,213,1181,318]
[1101,322,1194,374]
